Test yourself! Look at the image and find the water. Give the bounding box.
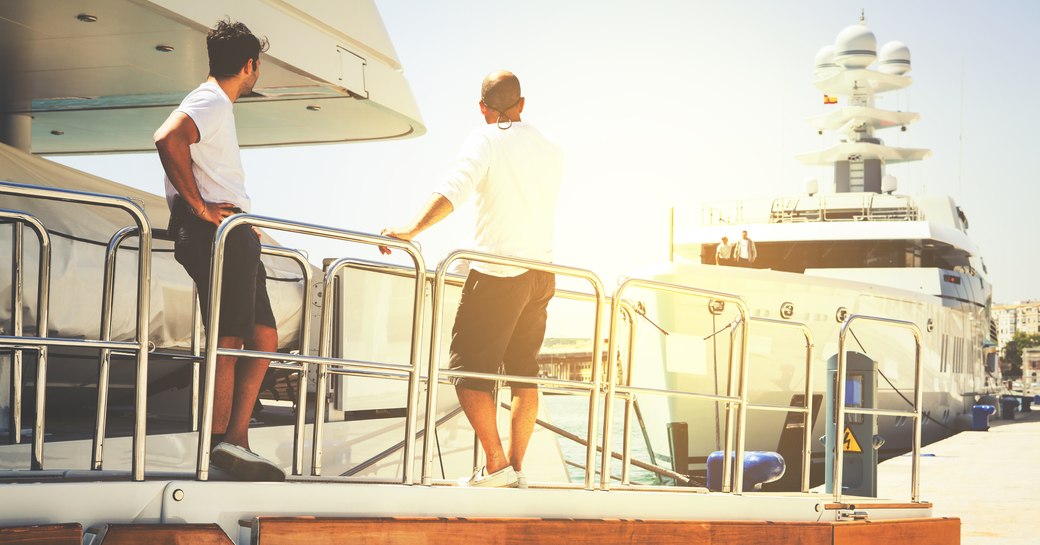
[543,394,670,486]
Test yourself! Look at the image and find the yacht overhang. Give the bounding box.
[0,0,425,154]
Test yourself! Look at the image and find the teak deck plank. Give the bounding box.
[97,523,233,545]
[0,523,82,545]
[252,517,957,545]
[832,517,960,545]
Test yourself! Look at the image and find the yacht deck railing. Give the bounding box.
[0,182,927,504]
[0,181,151,480]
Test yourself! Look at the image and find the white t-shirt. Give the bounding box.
[164,82,251,212]
[435,121,563,277]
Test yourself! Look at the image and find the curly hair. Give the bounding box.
[207,18,269,78]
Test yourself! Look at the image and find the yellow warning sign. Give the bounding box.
[843,426,863,453]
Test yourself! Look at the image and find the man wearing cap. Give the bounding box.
[380,70,563,488]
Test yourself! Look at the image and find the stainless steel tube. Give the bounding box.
[745,317,814,492]
[8,221,22,445]
[601,277,749,492]
[0,211,51,467]
[833,314,922,504]
[196,214,424,481]
[260,245,313,477]
[0,182,152,481]
[421,250,605,490]
[92,226,138,470]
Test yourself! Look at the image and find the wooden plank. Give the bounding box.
[833,517,960,545]
[98,523,234,545]
[252,517,833,545]
[0,523,81,545]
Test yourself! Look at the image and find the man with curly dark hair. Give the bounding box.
[154,19,283,481]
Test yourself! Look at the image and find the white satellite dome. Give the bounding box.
[834,23,877,69]
[814,45,841,79]
[804,177,820,196]
[878,41,911,75]
[881,174,897,194]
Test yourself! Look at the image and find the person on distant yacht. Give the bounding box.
[154,19,284,482]
[715,236,733,265]
[380,70,563,488]
[735,230,757,266]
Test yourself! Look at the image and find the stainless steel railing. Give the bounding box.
[1,210,50,450]
[602,278,751,492]
[323,258,652,487]
[746,317,814,493]
[309,255,425,477]
[195,214,425,483]
[833,314,923,503]
[0,181,152,480]
[92,226,138,470]
[422,250,607,490]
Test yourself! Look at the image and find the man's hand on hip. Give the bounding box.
[196,201,242,227]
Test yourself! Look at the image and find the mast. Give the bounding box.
[797,16,930,193]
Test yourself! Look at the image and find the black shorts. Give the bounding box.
[169,197,276,340]
[449,269,555,392]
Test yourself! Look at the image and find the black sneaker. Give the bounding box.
[210,442,286,482]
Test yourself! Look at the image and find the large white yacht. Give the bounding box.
[642,15,998,488]
[0,4,968,543]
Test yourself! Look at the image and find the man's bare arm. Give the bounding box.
[154,112,238,226]
[379,193,455,255]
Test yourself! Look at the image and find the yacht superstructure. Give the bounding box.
[647,16,997,486]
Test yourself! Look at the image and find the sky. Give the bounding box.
[54,0,1040,304]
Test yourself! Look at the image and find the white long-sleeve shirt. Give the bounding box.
[435,122,563,277]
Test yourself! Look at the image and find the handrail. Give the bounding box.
[310,256,424,477]
[0,182,150,481]
[196,214,425,483]
[602,278,751,493]
[92,226,138,470]
[319,258,648,486]
[422,250,607,490]
[834,314,923,503]
[746,317,815,493]
[258,245,313,476]
[0,211,51,456]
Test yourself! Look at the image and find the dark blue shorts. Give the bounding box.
[169,197,276,340]
[449,269,555,392]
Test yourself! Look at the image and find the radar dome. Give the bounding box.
[878,41,911,75]
[834,24,876,69]
[804,177,819,196]
[881,174,897,194]
[814,45,840,79]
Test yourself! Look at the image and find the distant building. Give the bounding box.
[538,338,617,384]
[993,301,1040,352]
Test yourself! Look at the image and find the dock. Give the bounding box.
[878,408,1040,545]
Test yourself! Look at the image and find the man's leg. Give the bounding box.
[508,388,538,471]
[222,323,277,449]
[456,386,510,474]
[211,336,244,439]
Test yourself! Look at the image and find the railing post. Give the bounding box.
[92,226,138,470]
[9,221,23,445]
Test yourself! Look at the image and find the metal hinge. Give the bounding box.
[836,509,869,521]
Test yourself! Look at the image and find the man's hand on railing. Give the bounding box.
[378,226,413,255]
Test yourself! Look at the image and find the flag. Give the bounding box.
[823,95,838,105]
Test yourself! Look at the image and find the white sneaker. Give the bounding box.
[210,442,286,482]
[465,466,518,488]
[515,470,528,489]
